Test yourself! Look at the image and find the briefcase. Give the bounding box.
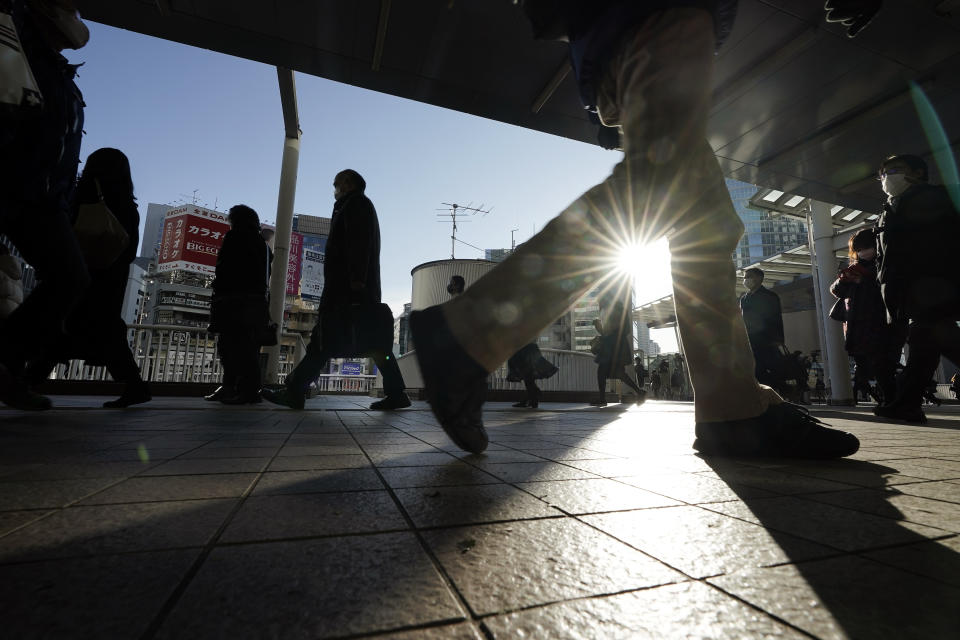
[316,303,393,357]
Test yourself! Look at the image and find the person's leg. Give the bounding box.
[441,9,767,423]
[236,330,262,397]
[368,350,412,410]
[617,371,643,396]
[103,332,151,408]
[523,377,540,408]
[0,207,90,374]
[593,368,608,406]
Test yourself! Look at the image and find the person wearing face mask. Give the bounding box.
[873,154,960,423]
[830,228,904,406]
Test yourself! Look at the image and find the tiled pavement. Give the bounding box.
[1,396,959,639]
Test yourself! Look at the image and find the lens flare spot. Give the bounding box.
[137,444,150,463]
[494,302,520,326]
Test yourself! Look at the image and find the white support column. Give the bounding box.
[264,68,301,384]
[809,200,854,405]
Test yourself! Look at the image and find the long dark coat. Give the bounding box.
[210,227,269,333]
[878,184,960,322]
[740,285,784,349]
[830,259,891,357]
[320,190,382,307]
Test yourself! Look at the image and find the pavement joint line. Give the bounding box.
[337,415,487,627]
[136,421,302,640]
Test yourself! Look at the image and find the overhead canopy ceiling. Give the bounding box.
[78,1,960,213]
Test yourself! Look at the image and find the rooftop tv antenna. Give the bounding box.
[436,202,491,258]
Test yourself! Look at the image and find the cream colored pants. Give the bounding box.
[443,8,779,422]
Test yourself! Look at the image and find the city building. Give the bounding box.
[727,178,808,269]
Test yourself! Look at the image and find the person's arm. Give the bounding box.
[344,199,375,294]
[773,292,785,344]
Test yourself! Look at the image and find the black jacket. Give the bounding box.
[878,184,960,322]
[740,285,784,347]
[321,190,382,307]
[521,0,737,109]
[210,227,269,332]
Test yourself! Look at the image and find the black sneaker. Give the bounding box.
[370,393,411,410]
[694,402,860,459]
[409,306,489,454]
[261,386,305,410]
[873,403,927,424]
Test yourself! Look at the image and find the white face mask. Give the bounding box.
[881,174,911,198]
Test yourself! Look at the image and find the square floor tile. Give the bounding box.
[804,488,960,533]
[482,580,807,639]
[157,533,463,639]
[142,458,269,475]
[252,469,384,495]
[0,499,236,561]
[705,497,949,551]
[708,556,960,640]
[863,535,960,587]
[393,485,560,528]
[0,477,123,510]
[221,491,406,542]
[78,473,257,505]
[267,454,370,471]
[423,519,683,614]
[378,464,501,489]
[478,462,600,483]
[617,472,777,504]
[0,549,198,639]
[583,506,834,578]
[516,478,680,514]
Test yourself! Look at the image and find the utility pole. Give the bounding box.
[436,202,491,258]
[510,228,519,252]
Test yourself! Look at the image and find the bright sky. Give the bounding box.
[71,22,678,351]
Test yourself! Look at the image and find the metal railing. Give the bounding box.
[47,324,375,392]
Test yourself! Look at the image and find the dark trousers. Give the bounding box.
[27,318,143,389]
[286,345,405,398]
[0,209,90,374]
[897,319,960,408]
[218,329,261,396]
[852,351,898,404]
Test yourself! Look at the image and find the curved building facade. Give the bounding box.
[410,259,498,310]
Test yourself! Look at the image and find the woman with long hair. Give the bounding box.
[26,148,150,407]
[830,228,905,404]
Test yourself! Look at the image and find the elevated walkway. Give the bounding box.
[1,398,958,638]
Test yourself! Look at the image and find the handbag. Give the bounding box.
[73,180,130,269]
[0,3,44,115]
[828,298,846,322]
[316,302,393,357]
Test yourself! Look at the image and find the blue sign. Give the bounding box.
[340,362,363,375]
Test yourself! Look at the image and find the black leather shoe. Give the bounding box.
[104,385,151,409]
[261,386,305,410]
[410,306,489,454]
[370,393,412,410]
[873,403,927,424]
[694,402,860,459]
[204,386,231,402]
[512,400,529,408]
